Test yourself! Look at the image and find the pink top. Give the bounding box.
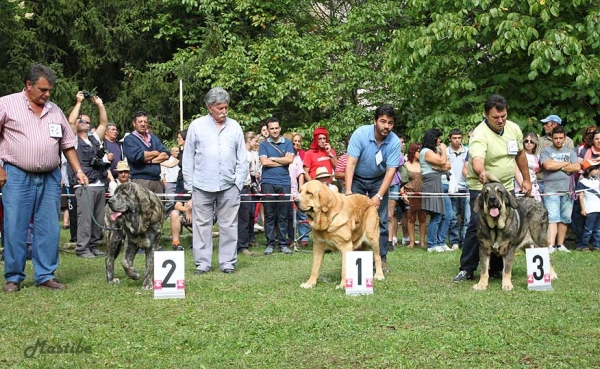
[0,91,76,172]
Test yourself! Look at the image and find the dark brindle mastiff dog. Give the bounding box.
[294,180,385,289]
[104,182,165,289]
[473,173,557,291]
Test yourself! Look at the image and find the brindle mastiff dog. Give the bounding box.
[294,180,385,289]
[104,182,165,289]
[473,173,557,291]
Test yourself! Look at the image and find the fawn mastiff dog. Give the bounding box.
[294,180,385,289]
[473,173,557,291]
[104,182,165,289]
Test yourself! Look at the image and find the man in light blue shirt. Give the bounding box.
[183,87,248,274]
[345,105,401,273]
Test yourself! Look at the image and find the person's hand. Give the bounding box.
[521,178,532,196]
[92,95,103,106]
[107,152,114,162]
[184,200,192,210]
[581,209,587,217]
[478,170,486,184]
[0,167,7,188]
[76,171,89,186]
[185,211,192,224]
[371,195,382,208]
[75,91,85,104]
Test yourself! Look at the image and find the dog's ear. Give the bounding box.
[483,172,501,184]
[318,183,333,213]
[506,190,519,209]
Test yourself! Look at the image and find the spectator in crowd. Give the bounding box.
[420,129,452,252]
[334,134,352,193]
[396,134,410,246]
[123,111,170,194]
[286,132,309,247]
[303,127,337,181]
[345,104,401,273]
[315,166,339,192]
[1,64,89,292]
[67,91,110,259]
[108,161,131,196]
[538,114,574,193]
[237,131,261,256]
[183,87,248,274]
[446,129,470,250]
[540,125,580,253]
[577,125,598,156]
[454,94,531,283]
[105,123,122,179]
[259,117,295,255]
[576,160,600,251]
[168,196,192,251]
[387,134,405,251]
[578,128,600,162]
[260,122,269,139]
[404,143,427,248]
[514,132,541,201]
[161,146,181,210]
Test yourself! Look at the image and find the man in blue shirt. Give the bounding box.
[183,87,248,274]
[259,117,295,255]
[345,105,401,273]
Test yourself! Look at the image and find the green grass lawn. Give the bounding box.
[1,227,600,368]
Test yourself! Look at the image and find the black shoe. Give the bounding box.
[453,270,474,283]
[76,251,95,259]
[489,270,502,279]
[222,268,235,274]
[89,248,106,257]
[194,269,209,275]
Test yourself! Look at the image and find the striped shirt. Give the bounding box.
[0,90,76,172]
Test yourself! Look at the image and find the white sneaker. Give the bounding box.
[438,245,453,252]
[254,224,264,232]
[392,237,398,247]
[427,246,440,253]
[401,237,410,245]
[548,246,556,254]
[556,244,571,253]
[451,244,460,251]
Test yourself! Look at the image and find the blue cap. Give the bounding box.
[540,115,562,125]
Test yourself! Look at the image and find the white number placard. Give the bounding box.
[154,251,186,299]
[345,251,374,296]
[526,248,553,291]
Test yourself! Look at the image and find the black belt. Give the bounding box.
[353,173,385,181]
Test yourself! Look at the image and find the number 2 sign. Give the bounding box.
[345,251,374,296]
[526,248,553,291]
[154,251,186,299]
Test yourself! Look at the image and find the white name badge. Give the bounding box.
[49,123,62,138]
[375,150,383,166]
[345,251,374,296]
[154,251,186,299]
[507,140,518,155]
[526,248,553,291]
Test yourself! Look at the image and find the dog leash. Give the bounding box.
[82,185,121,231]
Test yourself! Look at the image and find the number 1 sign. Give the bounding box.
[526,248,553,291]
[154,251,186,299]
[345,251,374,296]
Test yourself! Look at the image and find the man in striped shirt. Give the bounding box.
[0,64,89,293]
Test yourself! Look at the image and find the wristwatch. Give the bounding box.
[376,193,383,201]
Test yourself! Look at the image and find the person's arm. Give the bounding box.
[373,167,396,206]
[93,96,108,141]
[562,162,581,173]
[462,160,469,178]
[514,164,524,189]
[303,165,312,181]
[424,145,448,166]
[68,91,85,134]
[472,156,486,183]
[344,156,358,195]
[63,147,89,186]
[579,191,587,216]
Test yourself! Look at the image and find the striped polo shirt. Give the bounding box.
[0,90,76,172]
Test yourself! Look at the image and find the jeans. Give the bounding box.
[3,163,61,285]
[261,183,291,248]
[351,175,389,260]
[438,183,452,246]
[581,212,600,248]
[458,189,503,273]
[237,187,253,251]
[449,190,470,245]
[296,209,310,242]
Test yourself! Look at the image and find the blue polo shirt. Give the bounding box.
[347,124,401,179]
[258,137,294,185]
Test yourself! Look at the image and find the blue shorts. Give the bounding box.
[542,195,573,224]
[389,184,400,200]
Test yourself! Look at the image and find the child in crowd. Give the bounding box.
[576,159,600,251]
[314,166,338,192]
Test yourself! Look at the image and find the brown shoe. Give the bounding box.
[3,282,21,293]
[239,249,253,256]
[36,279,66,290]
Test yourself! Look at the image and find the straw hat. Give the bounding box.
[115,161,130,172]
[314,166,333,179]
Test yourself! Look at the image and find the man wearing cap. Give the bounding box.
[540,115,575,150]
[345,104,402,273]
[108,161,131,196]
[540,125,580,253]
[303,127,337,181]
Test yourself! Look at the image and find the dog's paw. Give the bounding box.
[501,282,514,291]
[374,273,385,281]
[473,283,488,291]
[141,284,153,290]
[108,278,121,284]
[551,271,558,280]
[336,284,345,290]
[300,282,315,289]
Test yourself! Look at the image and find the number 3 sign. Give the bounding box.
[154,251,186,299]
[345,251,374,296]
[525,248,553,291]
